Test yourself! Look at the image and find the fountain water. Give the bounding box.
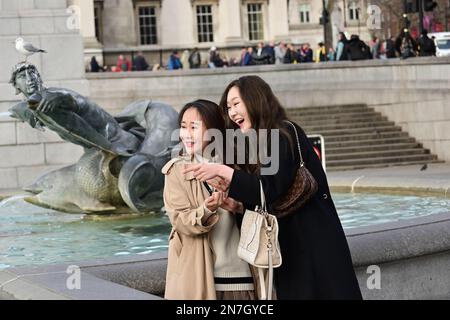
[0,111,12,118]
[0,196,170,270]
[0,195,30,208]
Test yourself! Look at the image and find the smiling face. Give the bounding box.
[226,86,252,133]
[180,107,208,156]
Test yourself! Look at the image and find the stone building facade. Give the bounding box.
[72,0,450,69]
[77,0,380,68]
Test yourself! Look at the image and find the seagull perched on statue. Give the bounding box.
[14,37,46,61]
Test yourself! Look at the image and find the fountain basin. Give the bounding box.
[0,190,449,299]
[2,210,450,300]
[0,192,448,270]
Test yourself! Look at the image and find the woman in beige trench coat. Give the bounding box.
[163,99,256,300]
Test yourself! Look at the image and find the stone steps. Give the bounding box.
[293,115,388,126]
[329,159,443,172]
[326,148,429,161]
[286,108,373,118]
[285,104,367,114]
[323,131,409,143]
[311,125,402,137]
[301,121,396,132]
[285,104,441,171]
[290,113,384,122]
[326,142,422,154]
[325,137,417,148]
[327,154,438,168]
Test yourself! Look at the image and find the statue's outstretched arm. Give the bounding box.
[9,101,45,130]
[27,91,129,156]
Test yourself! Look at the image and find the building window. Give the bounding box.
[196,5,214,42]
[299,4,310,24]
[247,3,264,40]
[138,6,157,45]
[349,1,360,21]
[94,1,103,43]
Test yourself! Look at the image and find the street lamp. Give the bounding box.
[343,0,347,27]
[357,7,361,35]
[321,0,329,52]
[419,0,424,33]
[403,12,411,34]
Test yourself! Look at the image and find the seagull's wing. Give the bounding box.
[23,42,45,53]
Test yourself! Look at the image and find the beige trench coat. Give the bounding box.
[162,156,219,300]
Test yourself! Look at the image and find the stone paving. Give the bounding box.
[327,163,450,197]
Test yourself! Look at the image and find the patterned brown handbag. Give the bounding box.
[272,121,318,218]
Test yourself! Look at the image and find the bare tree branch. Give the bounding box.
[371,0,403,18]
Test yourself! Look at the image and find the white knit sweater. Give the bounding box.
[195,154,254,292]
[206,197,254,291]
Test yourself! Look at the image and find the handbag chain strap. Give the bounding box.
[257,180,276,300]
[267,244,274,300]
[256,179,268,215]
[285,120,305,167]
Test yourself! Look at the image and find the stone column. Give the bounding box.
[219,0,243,44]
[160,0,195,47]
[288,0,300,26]
[68,0,103,69]
[268,0,289,41]
[101,0,136,49]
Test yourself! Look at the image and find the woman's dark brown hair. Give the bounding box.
[219,75,293,173]
[178,99,227,159]
[219,76,288,131]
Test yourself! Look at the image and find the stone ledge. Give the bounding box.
[355,251,450,299]
[328,163,450,198]
[0,266,161,300]
[0,9,71,18]
[346,211,450,266]
[86,56,450,80]
[81,253,168,297]
[331,186,450,198]
[0,269,71,300]
[0,253,168,300]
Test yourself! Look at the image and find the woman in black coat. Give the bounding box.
[184,76,362,300]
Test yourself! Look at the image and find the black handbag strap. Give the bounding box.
[284,120,305,167]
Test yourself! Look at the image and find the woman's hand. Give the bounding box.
[183,163,234,182]
[220,196,244,214]
[207,176,231,192]
[205,191,224,213]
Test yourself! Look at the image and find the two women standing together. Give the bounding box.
[162,75,362,300]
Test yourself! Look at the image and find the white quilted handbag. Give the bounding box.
[237,180,282,300]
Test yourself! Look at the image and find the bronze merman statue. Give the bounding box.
[9,62,179,214]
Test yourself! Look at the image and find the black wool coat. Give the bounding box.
[228,122,363,300]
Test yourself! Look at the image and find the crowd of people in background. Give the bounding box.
[89,29,437,73]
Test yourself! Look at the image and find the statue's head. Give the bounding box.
[9,62,44,97]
